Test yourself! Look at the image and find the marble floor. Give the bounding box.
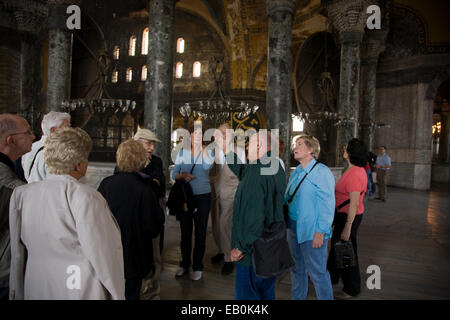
[151,184,450,300]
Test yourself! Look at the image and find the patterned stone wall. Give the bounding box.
[0,46,21,114]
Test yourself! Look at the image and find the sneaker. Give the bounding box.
[221,262,234,275]
[190,270,203,281]
[211,253,224,264]
[175,266,187,277]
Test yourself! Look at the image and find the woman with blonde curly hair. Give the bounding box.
[9,127,125,300]
[98,139,164,300]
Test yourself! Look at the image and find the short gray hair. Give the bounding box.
[41,111,71,136]
[116,140,148,172]
[44,127,92,174]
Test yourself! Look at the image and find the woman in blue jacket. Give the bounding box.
[285,135,335,300]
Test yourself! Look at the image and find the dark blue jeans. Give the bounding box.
[0,287,8,300]
[366,169,376,196]
[235,264,276,300]
[179,193,211,271]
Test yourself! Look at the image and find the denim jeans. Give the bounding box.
[366,169,373,196]
[235,264,275,300]
[287,218,333,300]
[178,193,211,271]
[0,287,8,300]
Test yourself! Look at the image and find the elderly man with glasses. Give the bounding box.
[0,113,35,300]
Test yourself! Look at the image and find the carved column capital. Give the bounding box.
[266,0,296,18]
[324,0,373,36]
[4,0,48,34]
[361,29,388,63]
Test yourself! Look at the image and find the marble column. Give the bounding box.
[4,0,47,129]
[360,30,387,152]
[21,35,44,130]
[144,0,177,179]
[47,1,74,111]
[325,0,370,165]
[266,0,296,172]
[338,30,363,144]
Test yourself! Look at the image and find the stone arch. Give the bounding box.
[293,31,340,114]
[380,4,428,61]
[426,67,450,100]
[249,54,267,90]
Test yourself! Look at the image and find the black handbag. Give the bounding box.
[167,153,199,216]
[333,240,356,269]
[251,175,294,279]
[332,193,363,269]
[167,179,195,216]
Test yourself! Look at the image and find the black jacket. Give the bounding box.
[98,172,164,279]
[140,155,166,199]
[114,155,166,200]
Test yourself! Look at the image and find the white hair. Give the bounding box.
[44,127,92,174]
[41,111,71,136]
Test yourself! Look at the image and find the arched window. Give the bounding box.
[113,45,120,60]
[193,61,201,77]
[292,117,304,132]
[142,28,149,55]
[126,68,133,82]
[175,62,183,78]
[176,38,185,53]
[141,65,147,81]
[111,69,118,83]
[129,36,136,56]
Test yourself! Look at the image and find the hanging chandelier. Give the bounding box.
[178,56,259,125]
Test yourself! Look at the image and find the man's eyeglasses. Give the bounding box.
[9,129,34,136]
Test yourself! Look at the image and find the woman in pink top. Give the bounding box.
[327,138,367,299]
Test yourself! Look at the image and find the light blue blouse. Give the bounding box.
[284,158,336,244]
[171,149,214,195]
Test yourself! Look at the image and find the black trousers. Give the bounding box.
[327,211,363,296]
[178,193,211,271]
[125,277,142,300]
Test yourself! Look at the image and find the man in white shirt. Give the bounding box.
[22,111,70,183]
[210,124,246,275]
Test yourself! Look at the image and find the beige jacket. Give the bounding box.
[9,174,125,300]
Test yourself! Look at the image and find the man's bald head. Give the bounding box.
[0,114,21,140]
[0,114,34,161]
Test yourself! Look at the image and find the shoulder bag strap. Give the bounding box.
[287,161,320,204]
[28,146,44,176]
[190,152,202,174]
[336,191,364,210]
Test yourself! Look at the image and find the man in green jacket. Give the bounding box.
[224,130,286,300]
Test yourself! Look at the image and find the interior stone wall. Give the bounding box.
[0,25,21,114]
[375,72,446,190]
